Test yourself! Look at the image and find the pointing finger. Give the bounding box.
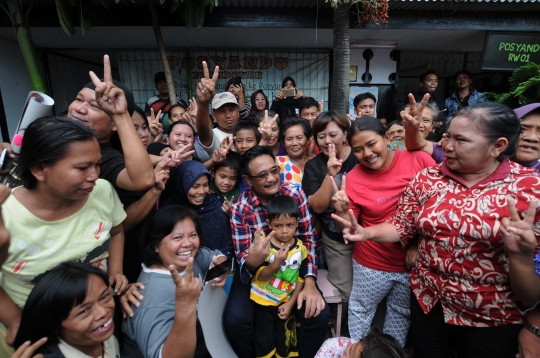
[202,61,210,80]
[103,55,112,84]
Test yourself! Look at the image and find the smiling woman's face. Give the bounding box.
[187,175,209,206]
[155,218,200,272]
[60,275,115,356]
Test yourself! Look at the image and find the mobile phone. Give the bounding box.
[232,76,242,86]
[205,258,233,282]
[282,88,297,98]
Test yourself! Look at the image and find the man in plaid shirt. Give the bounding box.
[224,145,330,358]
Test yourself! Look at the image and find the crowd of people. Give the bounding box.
[0,56,539,358]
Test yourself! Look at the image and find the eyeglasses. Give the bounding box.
[248,166,280,181]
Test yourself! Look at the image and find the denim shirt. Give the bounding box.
[443,89,488,117]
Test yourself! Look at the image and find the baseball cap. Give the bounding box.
[514,103,540,120]
[154,72,166,84]
[212,92,238,109]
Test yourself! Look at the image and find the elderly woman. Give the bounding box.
[277,117,313,187]
[302,111,358,303]
[0,117,127,356]
[122,206,226,358]
[332,102,540,357]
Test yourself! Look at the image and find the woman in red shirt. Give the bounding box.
[332,117,435,346]
[332,103,540,357]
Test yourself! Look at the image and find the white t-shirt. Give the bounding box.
[58,336,120,358]
[200,127,234,156]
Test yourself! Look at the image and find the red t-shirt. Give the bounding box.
[346,150,435,272]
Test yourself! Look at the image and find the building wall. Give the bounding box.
[0,37,34,139]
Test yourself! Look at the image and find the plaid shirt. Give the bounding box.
[231,183,318,284]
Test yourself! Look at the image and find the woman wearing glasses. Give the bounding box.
[302,111,358,320]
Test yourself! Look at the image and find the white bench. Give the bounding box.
[317,269,344,337]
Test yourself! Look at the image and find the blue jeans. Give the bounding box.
[223,269,331,358]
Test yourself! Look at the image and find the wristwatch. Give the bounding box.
[524,320,540,338]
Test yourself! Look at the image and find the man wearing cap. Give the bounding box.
[514,103,540,172]
[195,64,240,156]
[145,72,175,117]
[443,70,488,117]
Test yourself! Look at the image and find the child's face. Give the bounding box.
[234,129,258,155]
[214,166,238,194]
[267,215,298,243]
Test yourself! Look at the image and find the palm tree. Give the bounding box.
[331,1,351,112]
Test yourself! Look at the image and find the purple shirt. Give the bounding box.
[432,142,446,164]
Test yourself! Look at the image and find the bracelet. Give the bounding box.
[524,320,540,338]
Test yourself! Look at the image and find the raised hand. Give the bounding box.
[163,144,195,167]
[250,229,272,263]
[196,61,219,104]
[274,243,290,266]
[294,88,305,99]
[326,143,343,177]
[170,258,201,307]
[149,108,163,140]
[330,176,349,213]
[11,337,48,358]
[331,209,367,244]
[275,89,285,101]
[258,110,279,142]
[501,197,539,257]
[183,97,198,127]
[88,55,127,116]
[318,100,324,115]
[401,93,429,130]
[153,158,171,192]
[221,196,234,215]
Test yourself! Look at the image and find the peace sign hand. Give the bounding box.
[327,143,343,177]
[221,196,234,215]
[401,93,429,130]
[258,110,278,141]
[149,108,163,138]
[196,61,219,104]
[501,197,539,258]
[170,259,201,307]
[331,209,367,244]
[331,176,349,214]
[89,55,128,116]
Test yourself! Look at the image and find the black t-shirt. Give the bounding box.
[302,149,358,242]
[99,143,125,191]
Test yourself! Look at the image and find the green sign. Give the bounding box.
[481,32,540,71]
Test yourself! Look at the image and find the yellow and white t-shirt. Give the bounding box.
[0,179,126,307]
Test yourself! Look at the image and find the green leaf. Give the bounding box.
[80,4,96,30]
[169,0,180,13]
[55,0,76,36]
[192,0,205,30]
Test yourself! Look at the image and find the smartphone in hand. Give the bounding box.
[282,88,297,98]
[205,258,234,282]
